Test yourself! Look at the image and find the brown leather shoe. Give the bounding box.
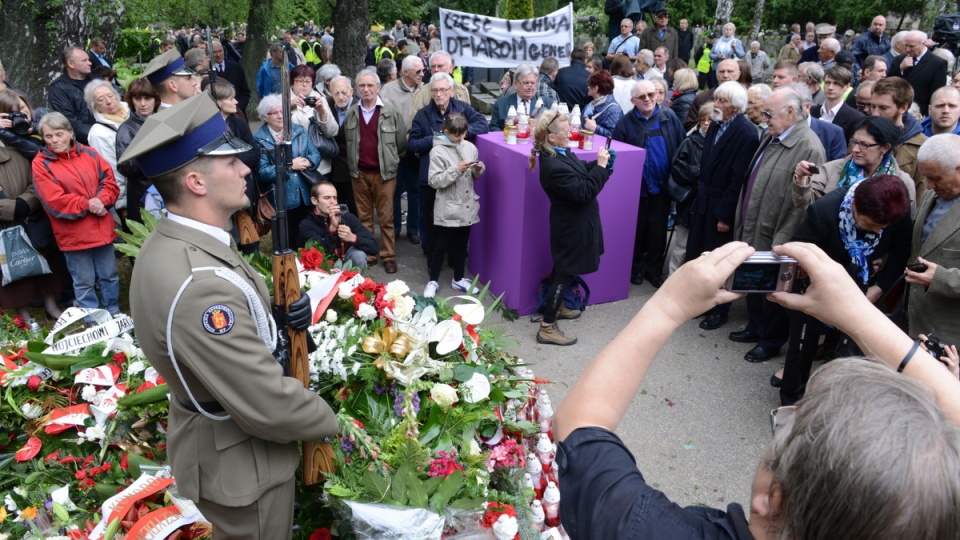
[383,259,398,274]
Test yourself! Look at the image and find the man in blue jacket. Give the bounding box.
[554,49,591,110]
[257,43,294,98]
[408,73,489,256]
[612,79,685,287]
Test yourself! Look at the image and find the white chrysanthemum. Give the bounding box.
[81,385,98,403]
[384,280,410,301]
[391,295,415,321]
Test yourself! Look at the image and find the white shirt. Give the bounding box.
[167,212,232,246]
[820,101,843,123]
[360,97,385,124]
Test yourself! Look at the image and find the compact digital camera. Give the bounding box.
[303,96,318,108]
[724,252,799,293]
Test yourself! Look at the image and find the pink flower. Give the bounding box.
[485,439,523,472]
[428,450,465,477]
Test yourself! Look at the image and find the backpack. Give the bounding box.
[531,272,591,322]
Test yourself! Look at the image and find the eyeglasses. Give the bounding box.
[546,112,565,131]
[632,92,657,101]
[770,405,796,435]
[293,78,313,84]
[761,105,789,119]
[267,110,282,117]
[409,69,425,74]
[849,138,882,150]
[430,87,451,94]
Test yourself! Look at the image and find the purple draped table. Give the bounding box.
[469,132,646,315]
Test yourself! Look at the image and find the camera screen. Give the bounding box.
[731,263,781,291]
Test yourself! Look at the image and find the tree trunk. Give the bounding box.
[0,0,123,106]
[714,0,733,29]
[749,0,764,41]
[332,0,371,81]
[920,0,949,38]
[242,0,276,116]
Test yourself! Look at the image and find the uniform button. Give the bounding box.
[323,437,332,443]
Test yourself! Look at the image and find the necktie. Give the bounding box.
[522,99,529,113]
[741,138,779,222]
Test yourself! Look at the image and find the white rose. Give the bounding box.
[391,295,415,321]
[356,303,378,321]
[338,282,355,299]
[491,515,518,540]
[430,383,459,407]
[126,360,146,375]
[384,280,410,301]
[21,403,42,419]
[325,309,338,324]
[461,372,491,403]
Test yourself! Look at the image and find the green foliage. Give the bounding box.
[574,4,605,42]
[502,0,534,20]
[533,0,558,17]
[114,209,159,259]
[117,29,154,60]
[370,0,429,26]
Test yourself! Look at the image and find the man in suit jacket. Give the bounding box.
[554,49,590,109]
[639,9,679,60]
[684,82,760,330]
[489,63,555,130]
[812,66,865,141]
[908,134,960,346]
[733,86,826,362]
[211,40,252,114]
[887,31,948,116]
[792,81,846,161]
[87,38,112,69]
[120,94,338,539]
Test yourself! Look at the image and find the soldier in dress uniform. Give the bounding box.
[119,93,338,539]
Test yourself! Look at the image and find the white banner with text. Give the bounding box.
[439,4,574,68]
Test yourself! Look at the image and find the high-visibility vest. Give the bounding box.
[697,46,712,73]
[452,66,463,84]
[374,46,393,63]
[304,40,321,64]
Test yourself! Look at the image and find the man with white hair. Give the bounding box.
[730,86,826,361]
[409,51,470,117]
[908,134,960,345]
[852,15,891,66]
[684,58,741,130]
[685,81,760,330]
[746,84,772,131]
[798,62,825,106]
[888,30,948,116]
[607,18,641,62]
[817,38,841,69]
[922,86,960,136]
[489,62,554,130]
[635,49,654,80]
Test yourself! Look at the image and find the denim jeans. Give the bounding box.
[62,244,120,315]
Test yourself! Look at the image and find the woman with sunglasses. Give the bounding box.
[528,110,611,346]
[792,116,916,211]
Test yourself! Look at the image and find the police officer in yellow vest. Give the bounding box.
[375,34,395,63]
[302,33,322,69]
[696,32,717,89]
[119,94,338,539]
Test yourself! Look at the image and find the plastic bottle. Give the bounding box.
[568,114,581,148]
[526,453,546,499]
[504,105,517,135]
[543,481,561,527]
[517,102,530,143]
[530,499,546,531]
[536,432,555,472]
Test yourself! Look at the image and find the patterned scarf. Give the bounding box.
[838,182,882,285]
[837,152,896,188]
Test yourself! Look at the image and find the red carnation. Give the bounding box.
[26,375,42,391]
[111,352,127,365]
[120,453,129,470]
[12,315,27,329]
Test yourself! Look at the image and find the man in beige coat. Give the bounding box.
[732,86,826,362]
[908,134,960,346]
[120,94,338,539]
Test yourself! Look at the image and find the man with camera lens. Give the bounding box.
[298,181,378,268]
[907,134,960,347]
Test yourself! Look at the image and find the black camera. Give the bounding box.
[304,96,318,108]
[924,333,949,366]
[5,111,30,136]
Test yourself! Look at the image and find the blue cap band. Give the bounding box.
[146,56,190,85]
[137,113,228,177]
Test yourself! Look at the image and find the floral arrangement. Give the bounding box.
[0,307,201,538]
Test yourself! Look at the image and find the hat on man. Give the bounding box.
[844,29,855,37]
[397,39,408,49]
[142,49,196,86]
[815,23,837,36]
[118,93,251,178]
[708,32,718,39]
[655,8,669,16]
[835,51,856,69]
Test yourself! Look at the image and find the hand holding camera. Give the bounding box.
[905,256,937,288]
[0,111,31,136]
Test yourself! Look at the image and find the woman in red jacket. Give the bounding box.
[32,112,121,315]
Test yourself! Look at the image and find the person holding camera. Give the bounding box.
[777,174,913,404]
[290,65,338,180]
[553,240,960,539]
[0,90,46,161]
[298,181,378,269]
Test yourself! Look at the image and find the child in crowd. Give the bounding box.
[423,113,484,298]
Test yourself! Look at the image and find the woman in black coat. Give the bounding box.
[115,78,159,224]
[529,110,611,346]
[777,175,912,405]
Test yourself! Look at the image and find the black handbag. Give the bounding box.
[665,174,695,205]
[308,116,340,159]
[18,210,55,251]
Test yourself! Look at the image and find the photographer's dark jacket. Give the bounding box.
[297,210,378,258]
[48,73,97,144]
